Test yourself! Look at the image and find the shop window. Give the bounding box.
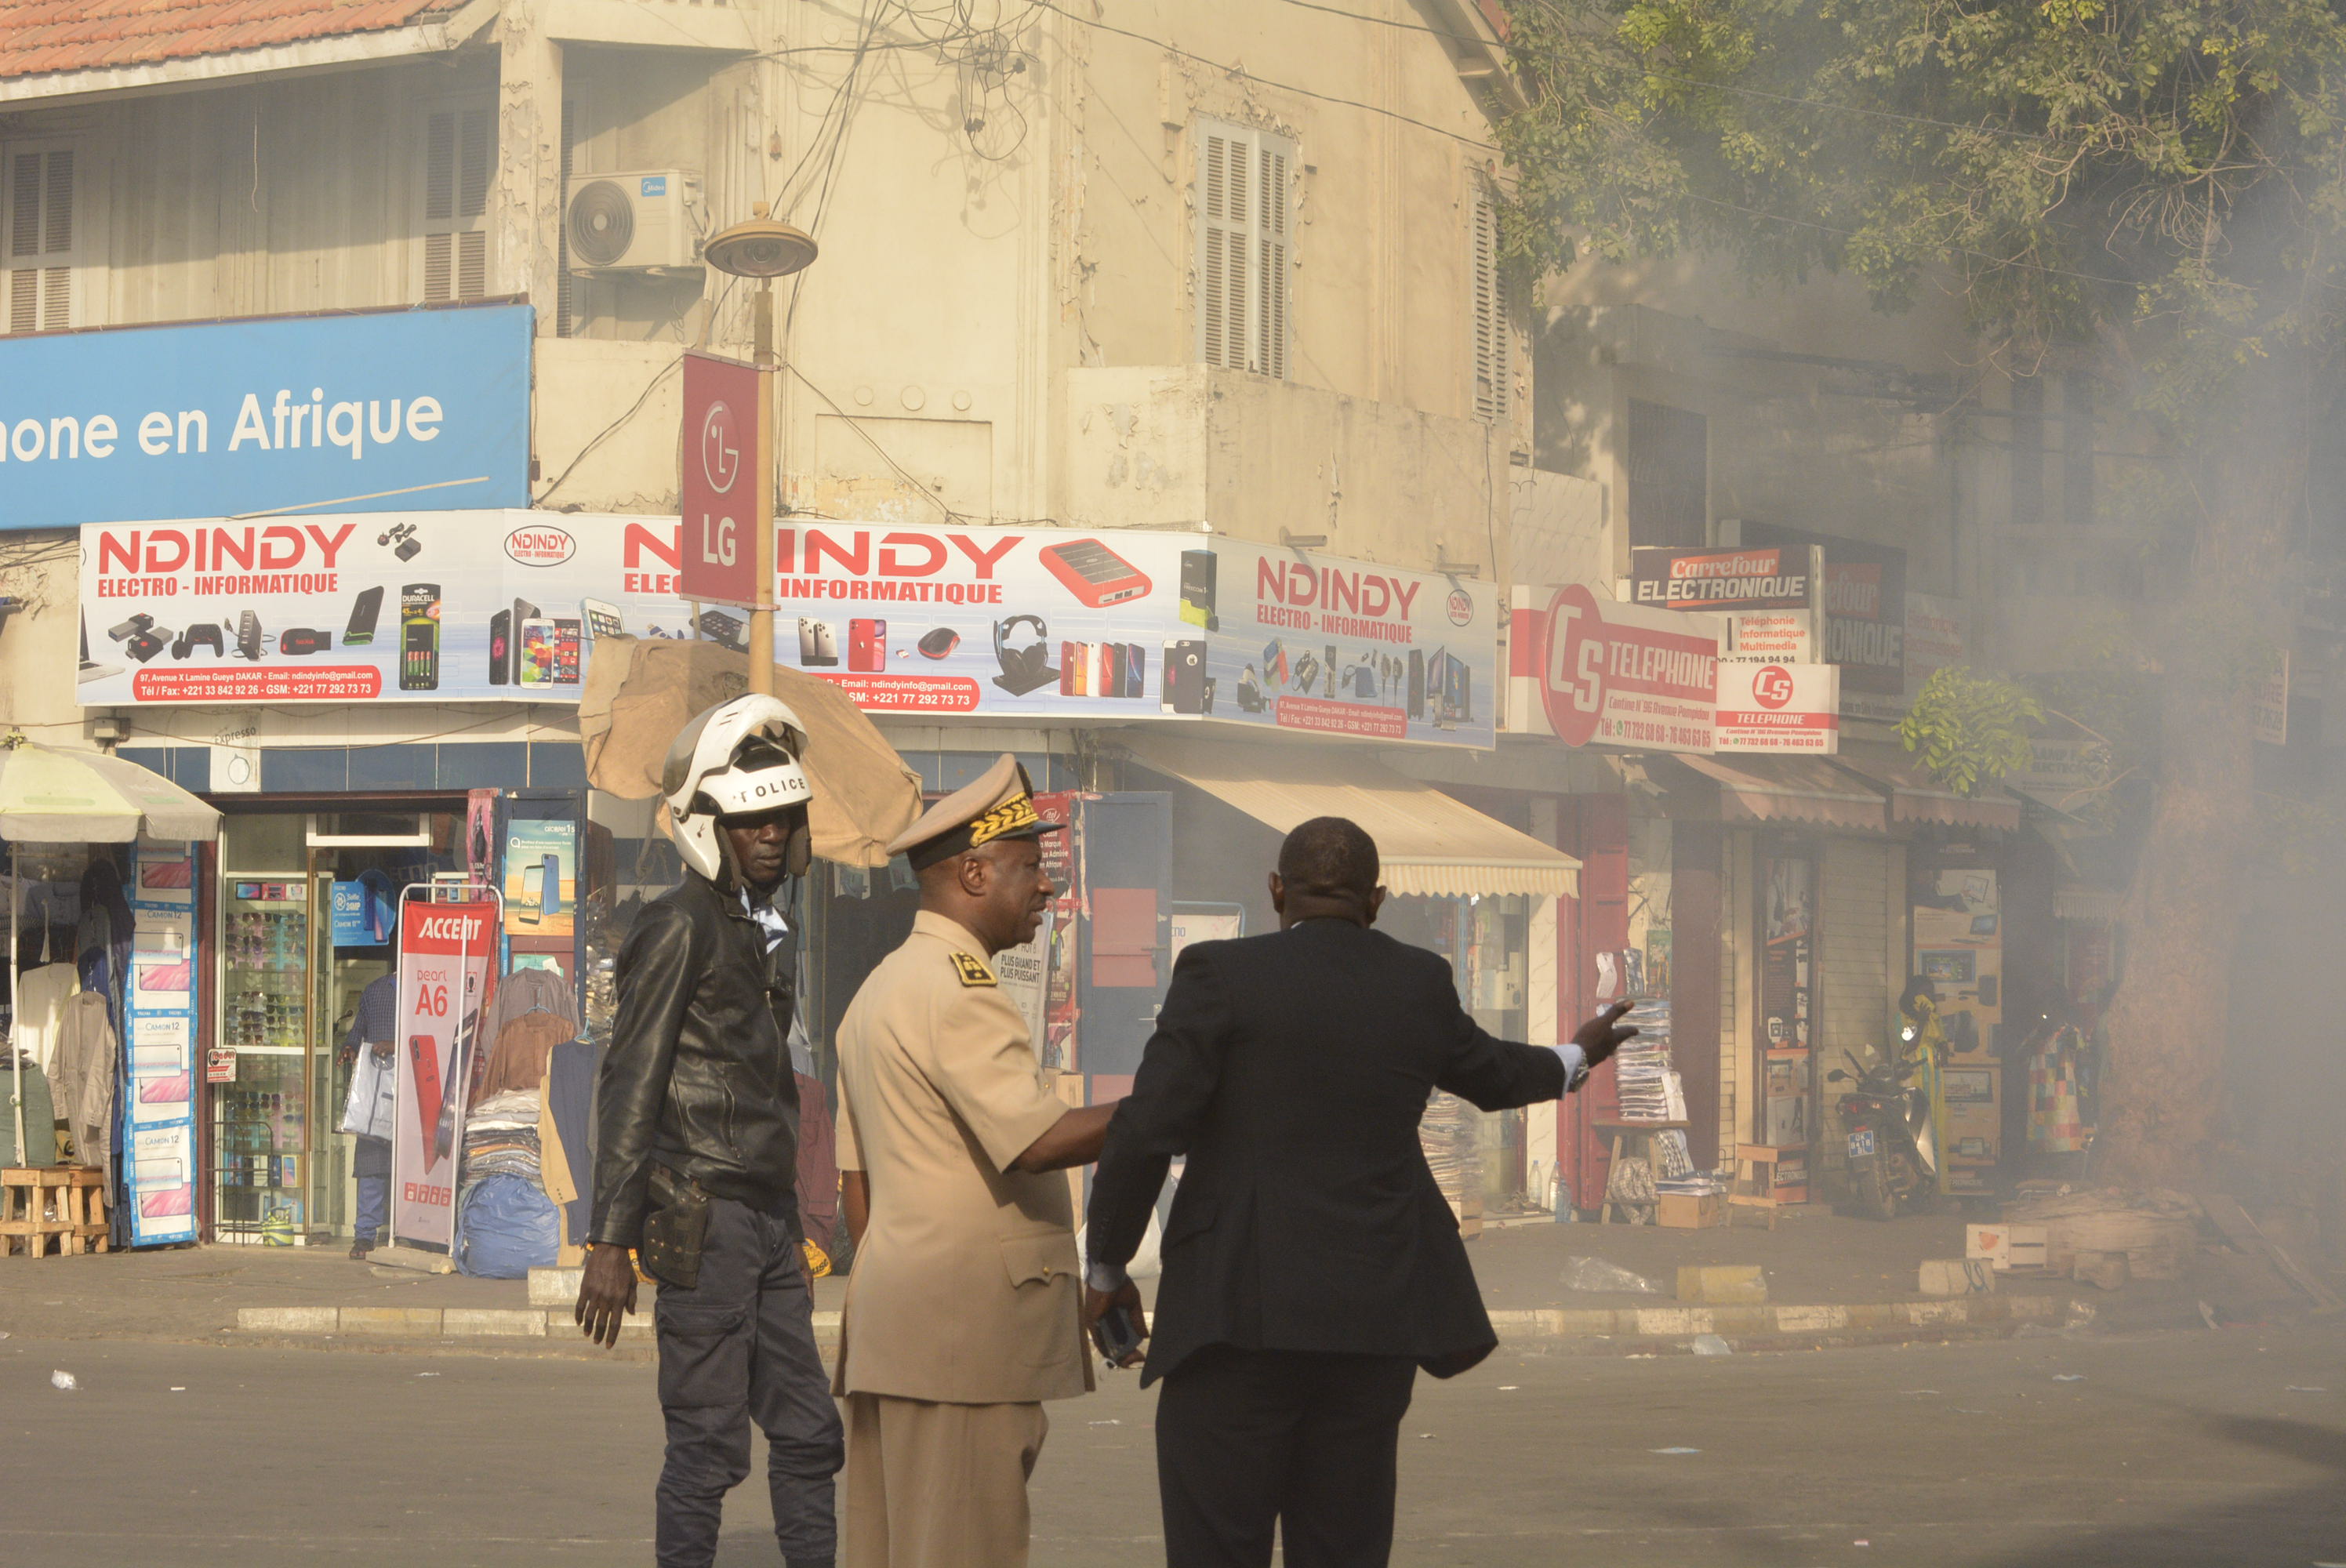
[1193,118,1295,380]
[1625,399,1707,547]
[1470,186,1512,423]
[309,812,430,847]
[1754,847,1815,1200]
[419,100,495,304]
[3,138,81,336]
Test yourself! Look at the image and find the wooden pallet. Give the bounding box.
[1,1167,110,1258]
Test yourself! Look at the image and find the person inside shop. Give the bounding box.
[574,695,843,1568]
[340,971,399,1259]
[829,754,1120,1568]
[1081,816,1640,1568]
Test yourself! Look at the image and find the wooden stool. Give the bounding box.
[1728,1145,1786,1231]
[1,1167,111,1258]
[1594,1120,1690,1224]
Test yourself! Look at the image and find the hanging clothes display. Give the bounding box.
[14,962,78,1075]
[481,965,579,1044]
[539,1038,596,1253]
[53,990,117,1167]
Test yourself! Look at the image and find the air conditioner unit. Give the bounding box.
[565,169,704,271]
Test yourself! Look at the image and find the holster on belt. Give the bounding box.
[640,1164,712,1290]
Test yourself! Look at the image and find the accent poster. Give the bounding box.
[389,897,499,1249]
[124,842,200,1245]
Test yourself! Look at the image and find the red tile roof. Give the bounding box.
[0,1,463,83]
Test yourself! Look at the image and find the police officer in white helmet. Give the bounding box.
[576,694,844,1568]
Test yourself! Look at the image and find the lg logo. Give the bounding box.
[700,400,741,494]
[1752,665,1795,710]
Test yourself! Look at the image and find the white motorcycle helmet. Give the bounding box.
[661,694,815,882]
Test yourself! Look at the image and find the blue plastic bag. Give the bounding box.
[456,1174,559,1278]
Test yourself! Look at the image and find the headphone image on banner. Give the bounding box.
[992,613,1059,696]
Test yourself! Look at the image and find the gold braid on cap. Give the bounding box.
[966,793,1041,850]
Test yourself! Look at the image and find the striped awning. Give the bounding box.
[1117,735,1578,898]
[1832,750,2021,833]
[1671,754,1890,834]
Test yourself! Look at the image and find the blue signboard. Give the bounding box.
[0,303,532,530]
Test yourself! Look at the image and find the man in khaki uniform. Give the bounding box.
[833,755,1120,1568]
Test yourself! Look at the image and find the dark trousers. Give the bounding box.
[1154,1345,1418,1568]
[654,1197,844,1568]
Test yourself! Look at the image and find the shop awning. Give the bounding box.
[1670,755,1890,834]
[0,737,220,842]
[1832,750,2021,833]
[1117,735,1579,898]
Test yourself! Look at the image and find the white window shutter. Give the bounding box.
[1195,120,1294,379]
[421,103,494,303]
[5,143,78,335]
[1472,189,1510,423]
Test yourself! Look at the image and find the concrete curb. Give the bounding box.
[235,1296,2054,1344]
[238,1306,847,1338]
[1486,1293,2064,1341]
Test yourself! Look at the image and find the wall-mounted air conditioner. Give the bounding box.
[565,170,704,271]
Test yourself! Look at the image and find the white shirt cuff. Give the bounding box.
[1551,1043,1590,1091]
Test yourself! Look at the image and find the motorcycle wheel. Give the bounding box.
[1853,1154,1897,1221]
[1884,1147,1923,1214]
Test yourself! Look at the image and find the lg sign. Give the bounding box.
[680,351,763,607]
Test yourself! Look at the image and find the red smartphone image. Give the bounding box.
[409,1034,444,1156]
[1040,539,1153,607]
[1059,641,1079,695]
[849,619,887,673]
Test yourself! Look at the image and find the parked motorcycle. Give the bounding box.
[1828,1029,1940,1220]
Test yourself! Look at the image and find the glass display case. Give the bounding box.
[214,877,310,1240]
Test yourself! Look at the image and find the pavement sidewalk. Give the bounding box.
[5,1204,2321,1356]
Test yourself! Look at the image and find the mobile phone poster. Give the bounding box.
[77,514,1498,746]
[124,843,201,1245]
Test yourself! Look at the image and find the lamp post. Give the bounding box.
[701,205,818,695]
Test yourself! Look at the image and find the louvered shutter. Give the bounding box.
[5,143,78,336]
[421,104,495,303]
[1471,189,1510,423]
[1194,120,1295,379]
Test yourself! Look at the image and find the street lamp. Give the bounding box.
[702,205,818,695]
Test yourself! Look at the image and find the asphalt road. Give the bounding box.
[2,1323,2341,1567]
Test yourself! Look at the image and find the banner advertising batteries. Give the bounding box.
[1712,661,1842,753]
[1538,584,1721,752]
[1196,542,1500,747]
[80,513,1503,746]
[389,895,498,1250]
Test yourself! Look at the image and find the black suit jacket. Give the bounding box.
[1085,918,1575,1385]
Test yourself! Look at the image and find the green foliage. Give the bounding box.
[1494,0,2346,419]
[1898,666,2046,795]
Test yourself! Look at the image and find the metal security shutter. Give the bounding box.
[1471,187,1510,423]
[1195,119,1294,379]
[5,143,78,335]
[1818,837,1891,1182]
[422,103,493,303]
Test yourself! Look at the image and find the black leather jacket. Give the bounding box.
[590,872,801,1248]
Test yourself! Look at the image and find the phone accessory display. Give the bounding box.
[400,584,441,691]
[992,614,1059,695]
[1178,549,1219,630]
[699,610,748,654]
[378,521,422,561]
[1040,539,1153,607]
[278,628,331,656]
[1237,665,1266,712]
[108,613,155,643]
[1162,638,1206,714]
[125,627,171,662]
[488,609,512,685]
[236,610,265,660]
[797,619,839,666]
[917,626,961,659]
[583,599,623,640]
[344,585,383,645]
[849,619,888,673]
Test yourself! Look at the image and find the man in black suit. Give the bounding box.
[1082,816,1636,1568]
